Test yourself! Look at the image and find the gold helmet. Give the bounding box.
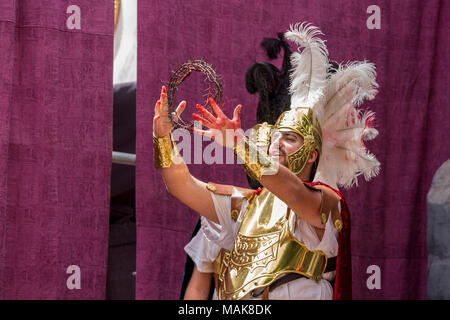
[245,22,379,188]
[273,107,322,175]
[273,22,380,188]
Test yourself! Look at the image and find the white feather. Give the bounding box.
[282,22,381,189]
[314,61,378,125]
[313,61,380,189]
[285,22,329,108]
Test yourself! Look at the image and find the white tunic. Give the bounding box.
[184,190,340,300]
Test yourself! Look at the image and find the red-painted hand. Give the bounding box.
[192,97,244,148]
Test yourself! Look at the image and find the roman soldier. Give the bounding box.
[153,22,380,299]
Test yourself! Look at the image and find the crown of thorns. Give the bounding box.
[167,59,223,131]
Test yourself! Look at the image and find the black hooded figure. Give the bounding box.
[179,33,293,299]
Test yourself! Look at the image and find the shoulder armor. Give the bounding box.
[206,182,256,222]
[206,182,255,199]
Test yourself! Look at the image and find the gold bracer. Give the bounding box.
[153,132,177,169]
[233,137,277,181]
[213,189,328,300]
[248,122,273,153]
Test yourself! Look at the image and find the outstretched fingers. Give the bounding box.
[193,128,215,139]
[154,99,161,119]
[175,101,186,119]
[209,97,226,119]
[192,113,216,129]
[169,101,186,123]
[232,104,242,123]
[160,86,169,115]
[196,104,217,124]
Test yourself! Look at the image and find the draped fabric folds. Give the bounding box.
[0,1,113,299]
[136,0,449,299]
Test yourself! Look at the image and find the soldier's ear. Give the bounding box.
[308,150,318,164]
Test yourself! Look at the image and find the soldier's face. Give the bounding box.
[268,131,304,167]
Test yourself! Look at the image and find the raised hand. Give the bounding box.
[192,97,244,148]
[153,86,186,138]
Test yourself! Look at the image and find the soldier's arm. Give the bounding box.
[153,86,219,224]
[183,266,212,300]
[259,164,323,228]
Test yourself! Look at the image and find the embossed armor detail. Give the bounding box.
[213,188,328,300]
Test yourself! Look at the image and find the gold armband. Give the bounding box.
[233,138,277,180]
[153,133,177,169]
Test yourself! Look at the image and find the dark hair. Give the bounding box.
[309,153,320,182]
[245,33,292,125]
[245,33,292,189]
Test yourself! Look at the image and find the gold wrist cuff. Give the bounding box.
[153,133,176,169]
[233,138,277,180]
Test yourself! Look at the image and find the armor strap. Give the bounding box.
[205,182,254,198]
[206,182,256,222]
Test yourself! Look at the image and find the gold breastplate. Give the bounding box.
[213,189,328,300]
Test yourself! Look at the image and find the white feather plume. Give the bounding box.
[285,22,329,109]
[313,61,380,189]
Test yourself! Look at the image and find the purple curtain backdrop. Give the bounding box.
[136,0,450,299]
[0,1,113,299]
